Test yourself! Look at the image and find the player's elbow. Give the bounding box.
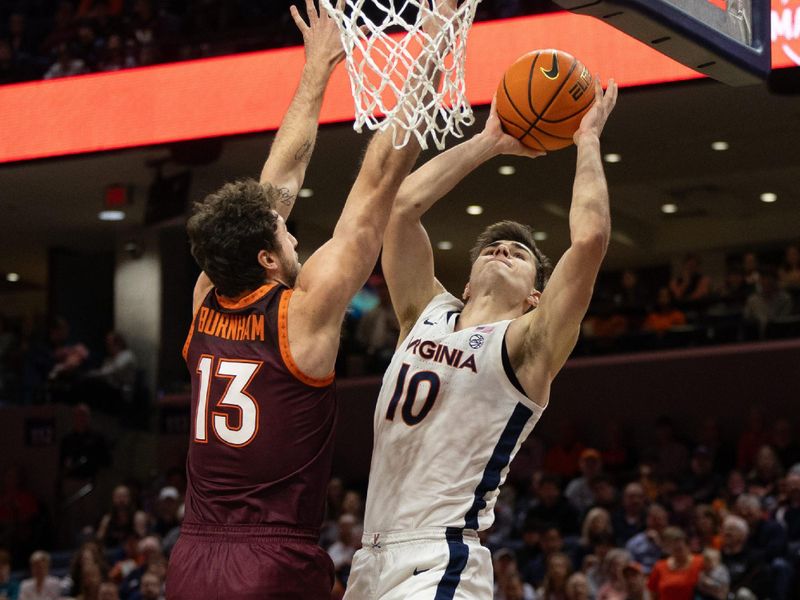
[571,230,609,260]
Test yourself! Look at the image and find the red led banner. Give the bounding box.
[0,4,794,164]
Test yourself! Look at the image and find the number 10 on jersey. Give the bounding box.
[195,355,262,447]
[385,363,441,426]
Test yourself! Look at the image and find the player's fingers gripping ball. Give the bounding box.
[496,49,596,152]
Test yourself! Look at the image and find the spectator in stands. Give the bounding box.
[747,445,783,501]
[493,547,526,598]
[643,288,687,335]
[538,552,573,600]
[525,525,569,587]
[108,534,141,583]
[515,517,542,582]
[626,504,669,574]
[44,42,87,79]
[526,476,580,538]
[720,515,769,600]
[774,472,800,553]
[340,490,364,521]
[681,446,722,505]
[733,494,793,600]
[713,265,751,312]
[0,548,20,600]
[590,476,619,514]
[41,2,78,56]
[736,408,770,472]
[119,537,163,600]
[98,581,119,600]
[771,418,800,474]
[327,514,360,575]
[623,561,650,600]
[81,331,138,410]
[779,243,800,292]
[98,34,136,71]
[689,504,721,553]
[6,13,37,70]
[695,547,729,600]
[669,254,711,305]
[65,541,108,598]
[565,572,590,600]
[355,275,399,374]
[612,482,647,546]
[742,253,760,288]
[19,551,60,600]
[59,403,110,481]
[575,508,613,566]
[71,560,103,600]
[595,548,630,600]
[95,483,142,546]
[544,421,586,479]
[130,569,162,600]
[77,0,124,19]
[0,465,44,569]
[613,269,648,317]
[152,486,180,538]
[646,527,702,600]
[566,449,603,514]
[743,266,793,337]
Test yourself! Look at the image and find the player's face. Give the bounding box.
[468,240,538,308]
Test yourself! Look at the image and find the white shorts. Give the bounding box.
[343,527,493,600]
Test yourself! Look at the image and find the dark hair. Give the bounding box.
[469,221,552,291]
[187,179,279,297]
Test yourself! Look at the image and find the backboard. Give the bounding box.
[552,1,771,85]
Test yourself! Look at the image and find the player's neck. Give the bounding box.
[457,293,524,330]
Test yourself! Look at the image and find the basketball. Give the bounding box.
[496,49,596,152]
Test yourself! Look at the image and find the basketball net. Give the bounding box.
[320,0,482,150]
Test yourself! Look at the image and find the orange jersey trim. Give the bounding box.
[216,282,277,310]
[278,290,335,388]
[182,305,199,362]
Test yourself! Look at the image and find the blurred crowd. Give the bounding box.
[0,0,552,85]
[2,397,800,599]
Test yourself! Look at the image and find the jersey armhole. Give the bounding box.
[278,289,335,388]
[501,330,528,397]
[183,288,215,361]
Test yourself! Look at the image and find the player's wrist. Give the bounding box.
[574,132,600,147]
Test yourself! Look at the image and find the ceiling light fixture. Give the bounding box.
[760,192,777,203]
[298,188,314,198]
[661,203,678,214]
[498,165,516,176]
[98,210,125,221]
[437,241,453,250]
[466,205,483,215]
[533,231,548,241]
[603,153,622,163]
[711,141,729,151]
[6,273,20,282]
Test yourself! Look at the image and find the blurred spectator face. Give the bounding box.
[646,505,668,531]
[734,495,762,526]
[82,562,102,591]
[30,552,50,580]
[623,565,646,595]
[140,572,162,600]
[341,491,362,516]
[99,582,120,600]
[743,253,758,273]
[138,536,162,563]
[133,510,150,537]
[492,549,517,579]
[0,550,10,581]
[579,452,601,477]
[566,572,590,600]
[786,473,800,504]
[541,527,563,554]
[78,25,95,45]
[585,508,611,537]
[754,445,781,477]
[147,556,168,580]
[591,478,616,506]
[501,574,525,600]
[727,470,745,497]
[693,506,718,536]
[112,485,132,509]
[337,514,356,544]
[623,482,645,513]
[547,553,571,583]
[721,517,747,552]
[521,526,539,547]
[622,269,637,290]
[538,480,560,506]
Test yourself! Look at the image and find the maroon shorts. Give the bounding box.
[165,523,334,600]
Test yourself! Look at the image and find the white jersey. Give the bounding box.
[363,292,546,534]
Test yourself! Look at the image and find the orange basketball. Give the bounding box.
[496,49,596,152]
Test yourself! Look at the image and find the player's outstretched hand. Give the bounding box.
[291,0,346,72]
[480,94,547,159]
[421,0,458,38]
[574,77,618,145]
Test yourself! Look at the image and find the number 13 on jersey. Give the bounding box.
[194,355,262,447]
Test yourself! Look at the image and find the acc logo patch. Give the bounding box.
[468,334,485,349]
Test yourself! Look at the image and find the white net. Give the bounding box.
[320,0,482,149]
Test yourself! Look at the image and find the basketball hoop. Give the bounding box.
[320,0,482,150]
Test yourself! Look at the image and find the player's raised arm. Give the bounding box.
[260,0,345,220]
[384,98,545,334]
[509,78,618,380]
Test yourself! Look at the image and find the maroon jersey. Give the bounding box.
[181,282,336,531]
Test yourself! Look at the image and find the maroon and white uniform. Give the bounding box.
[166,282,336,599]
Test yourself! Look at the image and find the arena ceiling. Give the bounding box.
[1,76,798,292]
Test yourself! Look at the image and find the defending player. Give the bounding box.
[164,1,437,597]
[344,78,618,598]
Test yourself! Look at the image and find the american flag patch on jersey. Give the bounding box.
[475,325,495,333]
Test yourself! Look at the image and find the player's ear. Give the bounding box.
[527,290,541,310]
[462,282,471,301]
[258,250,279,274]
